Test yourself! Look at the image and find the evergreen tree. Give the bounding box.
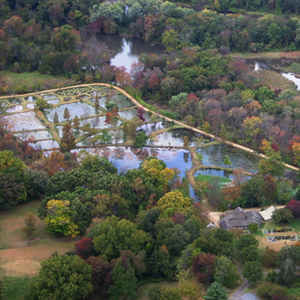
[95,95,100,110]
[108,258,137,300]
[73,115,80,129]
[223,155,231,167]
[60,124,76,152]
[204,281,227,300]
[63,107,70,120]
[53,112,59,124]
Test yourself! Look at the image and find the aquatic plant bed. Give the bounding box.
[262,227,294,234]
[266,235,298,242]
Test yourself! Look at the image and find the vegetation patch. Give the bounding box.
[195,174,232,185]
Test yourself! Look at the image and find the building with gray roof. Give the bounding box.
[220,207,263,230]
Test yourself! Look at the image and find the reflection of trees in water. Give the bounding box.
[171,128,202,142]
[131,148,149,161]
[183,152,189,163]
[112,147,125,160]
[150,148,159,157]
[90,117,100,128]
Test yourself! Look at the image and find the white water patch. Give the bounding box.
[26,103,35,109]
[6,105,23,113]
[15,130,53,140]
[1,111,46,131]
[281,72,300,90]
[29,140,59,149]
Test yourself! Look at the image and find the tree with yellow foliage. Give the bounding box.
[157,190,191,217]
[45,199,79,238]
[141,158,175,191]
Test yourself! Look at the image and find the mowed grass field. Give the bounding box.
[0,71,77,95]
[0,201,74,299]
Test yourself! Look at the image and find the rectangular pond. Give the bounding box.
[1,111,46,131]
[44,102,96,122]
[198,144,261,174]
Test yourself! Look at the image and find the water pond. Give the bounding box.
[97,34,165,72]
[148,128,203,147]
[198,144,260,173]
[2,111,46,131]
[6,105,24,113]
[73,146,192,177]
[45,102,96,122]
[15,130,53,140]
[29,140,60,149]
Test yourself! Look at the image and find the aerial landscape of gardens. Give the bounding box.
[2,0,300,299]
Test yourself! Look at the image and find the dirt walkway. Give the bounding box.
[1,83,299,172]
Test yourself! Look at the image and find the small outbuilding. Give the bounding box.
[259,205,276,221]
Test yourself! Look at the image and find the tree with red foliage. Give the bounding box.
[75,237,95,259]
[137,107,145,121]
[192,253,217,286]
[85,256,112,296]
[286,199,300,218]
[105,112,113,124]
[271,142,279,152]
[172,213,186,225]
[60,124,76,152]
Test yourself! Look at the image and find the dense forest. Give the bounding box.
[1,139,300,300]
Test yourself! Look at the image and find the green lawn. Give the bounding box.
[3,276,34,300]
[136,281,178,300]
[195,174,232,185]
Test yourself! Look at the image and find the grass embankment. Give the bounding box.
[0,71,77,95]
[252,69,297,90]
[232,51,300,60]
[0,201,74,299]
[195,174,231,185]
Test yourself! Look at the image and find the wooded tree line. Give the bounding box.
[1,0,300,86]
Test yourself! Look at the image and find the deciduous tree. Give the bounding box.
[27,254,92,300]
[204,281,227,300]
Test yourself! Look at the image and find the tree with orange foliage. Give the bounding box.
[114,66,133,88]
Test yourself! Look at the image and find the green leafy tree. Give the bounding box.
[91,216,149,260]
[21,213,37,239]
[35,98,51,111]
[108,258,137,300]
[45,199,79,238]
[223,155,231,167]
[273,208,294,223]
[259,140,285,177]
[214,256,240,288]
[242,261,263,284]
[148,285,181,300]
[28,254,92,300]
[261,248,278,268]
[240,245,260,262]
[0,150,26,177]
[248,223,258,233]
[162,29,181,52]
[278,258,296,285]
[204,281,227,300]
[134,131,149,148]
